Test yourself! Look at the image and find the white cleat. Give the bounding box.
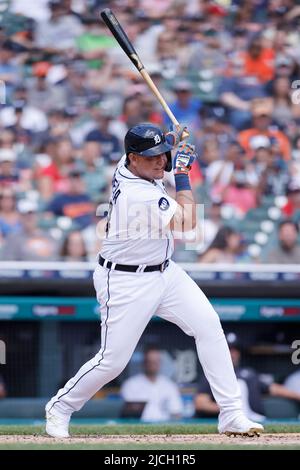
[218,415,264,437]
[45,411,70,438]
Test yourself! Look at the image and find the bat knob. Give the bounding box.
[182,129,190,140]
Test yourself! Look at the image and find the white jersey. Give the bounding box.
[100,155,177,265]
[120,373,183,422]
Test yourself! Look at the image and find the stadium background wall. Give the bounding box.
[0,273,300,399]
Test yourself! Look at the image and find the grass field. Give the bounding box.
[0,423,300,450]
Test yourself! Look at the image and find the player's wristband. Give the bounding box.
[174,173,191,192]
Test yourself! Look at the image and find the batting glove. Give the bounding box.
[165,124,188,147]
[173,142,196,175]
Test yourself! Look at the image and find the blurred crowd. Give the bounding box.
[1,0,300,263]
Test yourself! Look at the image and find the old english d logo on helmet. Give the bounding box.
[124,123,174,172]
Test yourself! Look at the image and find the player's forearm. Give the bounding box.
[269,383,300,401]
[170,140,197,231]
[175,188,197,230]
[194,395,220,414]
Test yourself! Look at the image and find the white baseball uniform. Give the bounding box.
[47,155,243,422]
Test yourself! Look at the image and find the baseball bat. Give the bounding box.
[100,8,189,140]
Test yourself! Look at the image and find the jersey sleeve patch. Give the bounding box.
[158,197,170,211]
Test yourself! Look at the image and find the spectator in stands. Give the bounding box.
[120,346,183,422]
[155,30,181,81]
[290,136,300,186]
[220,56,267,130]
[47,110,72,140]
[266,53,296,96]
[140,93,163,126]
[195,105,235,163]
[60,230,88,261]
[238,98,291,160]
[0,374,6,399]
[198,137,221,171]
[194,333,300,422]
[46,168,94,229]
[187,25,227,77]
[292,132,300,162]
[34,0,84,50]
[0,149,20,191]
[263,219,300,264]
[269,75,297,130]
[0,229,4,256]
[239,35,275,84]
[27,64,67,113]
[205,141,248,202]
[78,141,108,203]
[36,137,76,201]
[0,129,16,151]
[163,79,202,129]
[0,85,48,137]
[0,188,20,237]
[0,127,32,170]
[138,0,174,19]
[198,201,223,255]
[282,182,300,218]
[249,136,289,196]
[119,95,144,132]
[2,199,59,261]
[0,41,21,101]
[223,160,259,217]
[199,226,245,264]
[85,105,121,164]
[64,61,98,115]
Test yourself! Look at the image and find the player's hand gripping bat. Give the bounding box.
[100,8,189,141]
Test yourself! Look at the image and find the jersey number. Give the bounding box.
[106,175,121,236]
[105,201,113,236]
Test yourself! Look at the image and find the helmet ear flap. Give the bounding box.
[165,151,172,172]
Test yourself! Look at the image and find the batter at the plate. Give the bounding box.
[46,123,263,438]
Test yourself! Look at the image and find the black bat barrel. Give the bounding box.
[100,9,144,71]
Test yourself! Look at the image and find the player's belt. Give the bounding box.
[98,255,169,273]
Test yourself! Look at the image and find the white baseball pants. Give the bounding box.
[47,260,242,419]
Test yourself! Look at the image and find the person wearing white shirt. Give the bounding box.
[121,347,183,422]
[284,369,300,393]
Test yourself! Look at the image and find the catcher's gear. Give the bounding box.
[125,123,174,171]
[173,142,196,175]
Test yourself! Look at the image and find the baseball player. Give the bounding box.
[45,123,263,438]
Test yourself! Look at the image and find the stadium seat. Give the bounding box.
[246,207,270,221]
[261,195,275,208]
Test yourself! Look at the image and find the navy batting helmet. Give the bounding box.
[124,123,173,172]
